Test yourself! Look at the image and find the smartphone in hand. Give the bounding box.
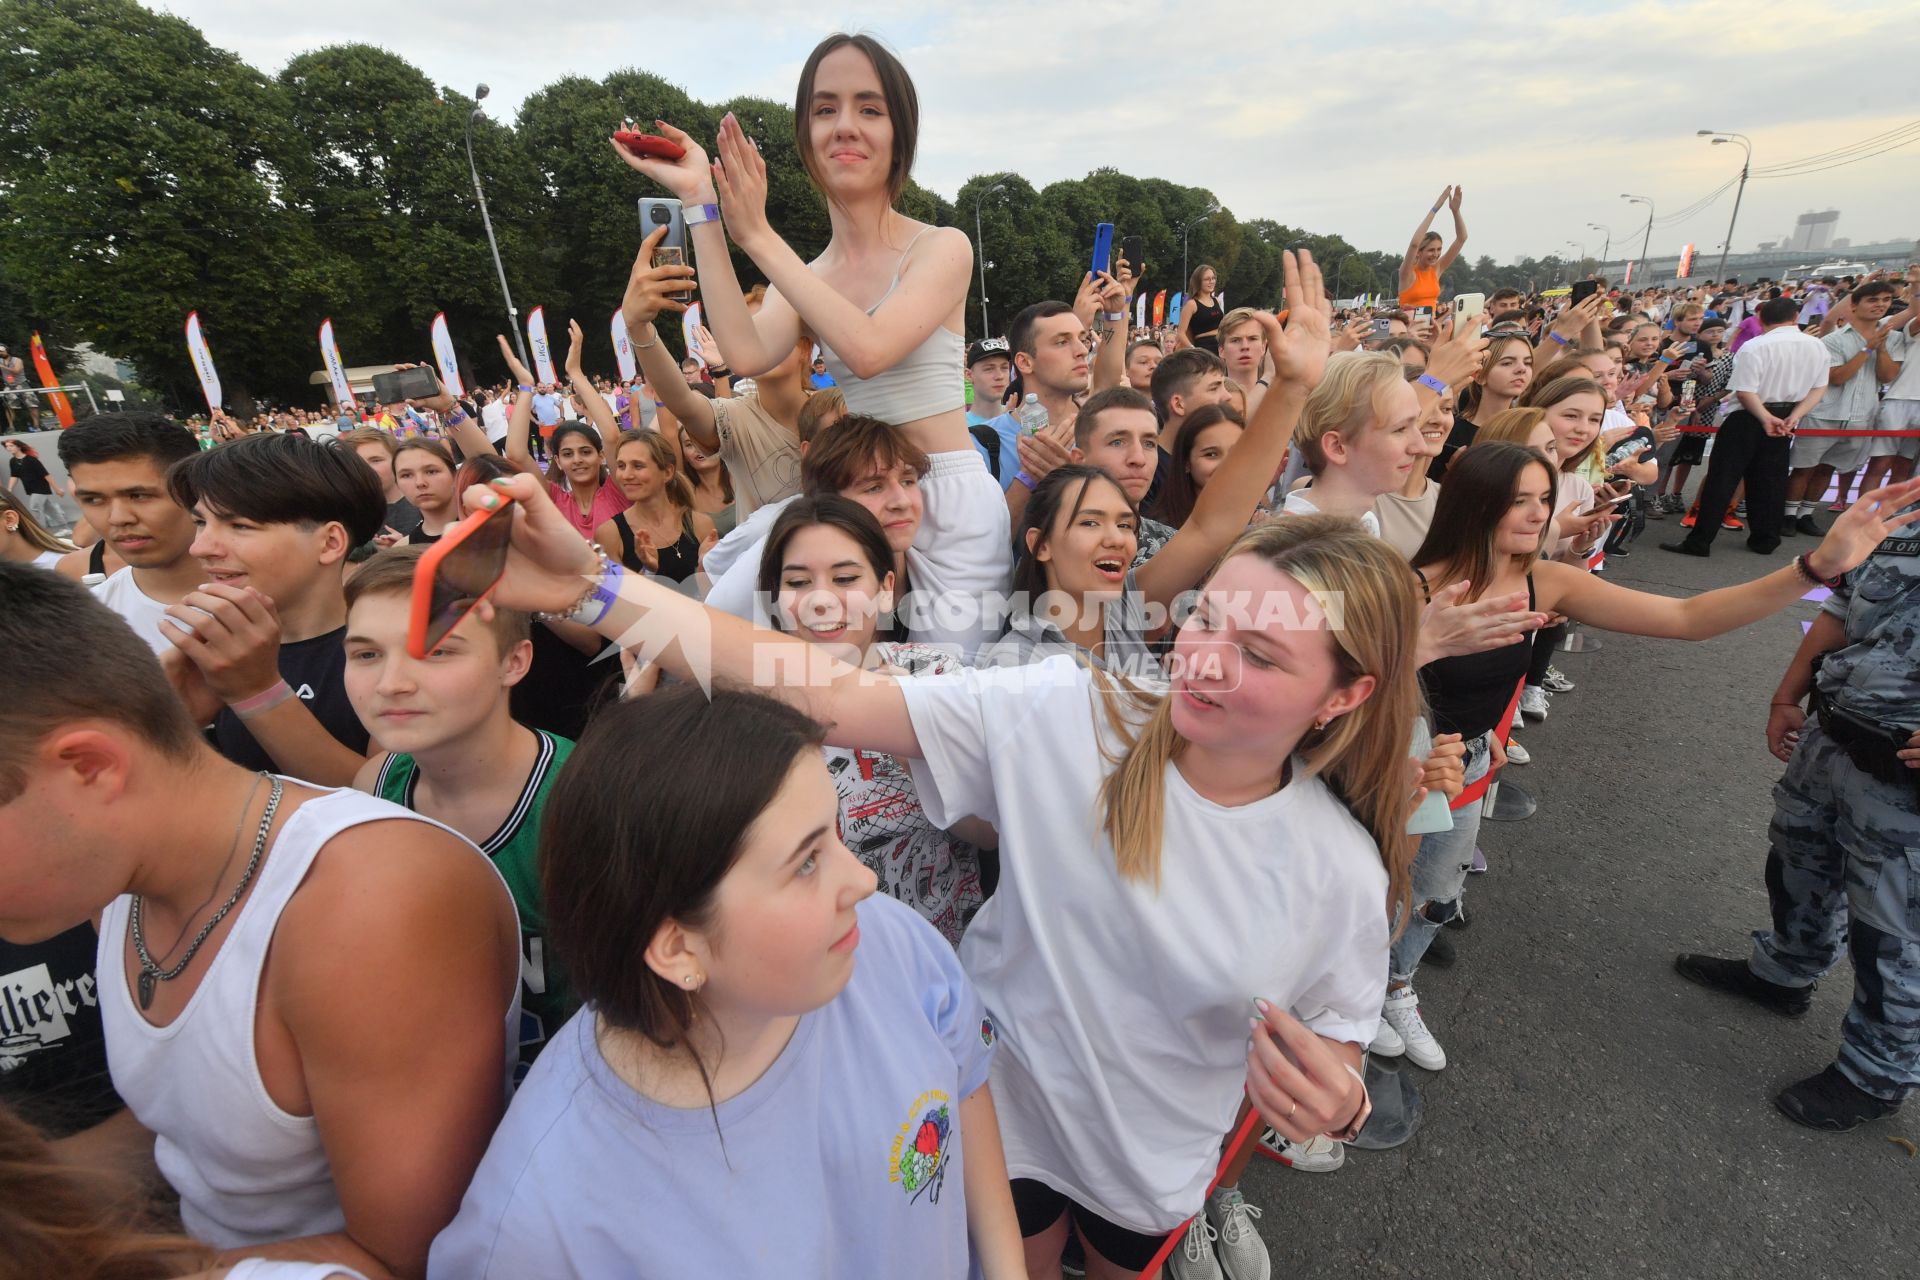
[614,129,687,161]
[639,198,690,303]
[408,497,515,658]
[1090,223,1115,280]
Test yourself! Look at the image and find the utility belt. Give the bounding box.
[1810,687,1919,796]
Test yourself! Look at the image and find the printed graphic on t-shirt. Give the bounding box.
[0,962,94,1071]
[980,1017,996,1048]
[889,1089,953,1205]
[827,748,983,944]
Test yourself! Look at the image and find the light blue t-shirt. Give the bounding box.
[531,392,562,427]
[979,411,1022,490]
[427,894,995,1279]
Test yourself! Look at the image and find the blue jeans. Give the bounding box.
[1390,733,1492,984]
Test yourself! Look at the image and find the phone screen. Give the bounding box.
[1569,280,1599,307]
[413,505,512,656]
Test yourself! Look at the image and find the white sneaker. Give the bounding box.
[1369,1016,1405,1057]
[1206,1186,1271,1280]
[1382,987,1447,1070]
[1166,1215,1224,1279]
[1258,1128,1346,1172]
[1503,739,1531,766]
[1519,685,1550,721]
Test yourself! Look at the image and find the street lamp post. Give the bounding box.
[465,85,532,370]
[1181,207,1218,289]
[1566,240,1587,273]
[1621,194,1655,281]
[972,180,1007,336]
[1698,131,1753,284]
[1587,223,1612,267]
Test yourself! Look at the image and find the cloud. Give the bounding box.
[156,0,1920,261]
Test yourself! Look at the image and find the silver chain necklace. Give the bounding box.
[131,774,283,1011]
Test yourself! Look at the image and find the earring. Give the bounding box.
[683,973,702,990]
[1313,716,1331,732]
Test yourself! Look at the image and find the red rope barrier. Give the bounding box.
[1668,425,1920,436]
[1143,1105,1265,1276]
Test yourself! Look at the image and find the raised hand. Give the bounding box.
[564,319,586,376]
[694,324,724,369]
[621,225,699,333]
[1261,251,1332,389]
[611,119,714,205]
[711,112,772,253]
[1808,476,1920,578]
[1427,324,1490,389]
[1448,185,1464,214]
[497,335,535,388]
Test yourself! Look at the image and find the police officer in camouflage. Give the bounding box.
[1676,504,1920,1130]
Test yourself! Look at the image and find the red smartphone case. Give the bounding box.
[614,130,687,161]
[406,497,514,659]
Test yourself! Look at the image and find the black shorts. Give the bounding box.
[1672,432,1707,466]
[1010,1177,1167,1272]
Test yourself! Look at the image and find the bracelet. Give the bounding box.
[631,325,659,350]
[1416,373,1449,396]
[1015,470,1038,492]
[232,678,295,721]
[1658,354,1678,365]
[536,550,625,627]
[707,365,732,379]
[684,202,722,227]
[444,408,468,428]
[1546,331,1569,346]
[1101,311,1127,323]
[1793,553,1845,590]
[517,384,533,394]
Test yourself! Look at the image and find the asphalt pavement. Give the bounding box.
[1241,526,1920,1279]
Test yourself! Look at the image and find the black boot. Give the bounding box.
[1661,540,1711,558]
[1673,953,1814,1016]
[1775,1066,1902,1132]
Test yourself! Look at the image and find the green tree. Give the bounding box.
[0,0,345,408]
[277,45,559,391]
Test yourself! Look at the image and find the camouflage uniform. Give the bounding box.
[1748,535,1920,1102]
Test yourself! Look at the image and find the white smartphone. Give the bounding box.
[1452,292,1486,332]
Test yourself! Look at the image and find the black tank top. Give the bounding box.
[614,509,700,583]
[1189,296,1224,353]
[1415,570,1537,739]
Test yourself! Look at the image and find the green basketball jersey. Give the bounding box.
[376,729,575,1075]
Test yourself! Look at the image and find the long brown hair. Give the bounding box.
[0,488,75,555]
[1090,517,1421,919]
[1456,332,1533,419]
[1517,374,1608,473]
[793,33,919,206]
[0,1103,211,1280]
[1411,441,1555,601]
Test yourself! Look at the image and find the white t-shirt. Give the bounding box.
[224,1262,368,1280]
[481,399,511,445]
[31,548,63,570]
[92,566,173,655]
[901,658,1388,1233]
[1280,486,1382,537]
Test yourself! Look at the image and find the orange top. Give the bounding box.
[1399,265,1441,310]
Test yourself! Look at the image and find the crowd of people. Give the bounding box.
[3,30,1919,1280]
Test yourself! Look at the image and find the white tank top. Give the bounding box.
[98,786,522,1248]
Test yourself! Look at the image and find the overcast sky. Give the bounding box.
[159,0,1920,265]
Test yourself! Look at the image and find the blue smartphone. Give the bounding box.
[1090,223,1114,280]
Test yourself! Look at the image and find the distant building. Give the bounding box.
[1789,210,1839,254]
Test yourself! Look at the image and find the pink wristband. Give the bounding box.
[232,679,294,720]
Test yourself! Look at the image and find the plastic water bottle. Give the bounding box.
[1017,392,1048,436]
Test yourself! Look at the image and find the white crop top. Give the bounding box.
[816,226,965,424]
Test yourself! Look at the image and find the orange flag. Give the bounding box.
[29,332,74,428]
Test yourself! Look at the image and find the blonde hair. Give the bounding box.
[1474,406,1549,449]
[1091,516,1421,919]
[1216,307,1264,346]
[0,489,74,556]
[1294,351,1405,475]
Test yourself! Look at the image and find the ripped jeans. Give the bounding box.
[1390,732,1492,985]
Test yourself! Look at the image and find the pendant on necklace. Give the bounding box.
[138,969,156,1011]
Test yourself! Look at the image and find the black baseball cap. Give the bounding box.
[966,337,1012,368]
